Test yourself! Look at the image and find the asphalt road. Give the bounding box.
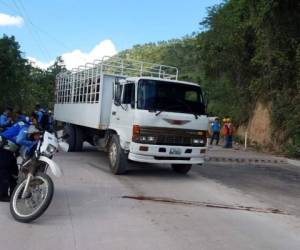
[0,146,300,250]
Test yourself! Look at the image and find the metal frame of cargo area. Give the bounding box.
[54,57,178,129]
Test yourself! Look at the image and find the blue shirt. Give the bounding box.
[211,122,221,133]
[17,114,27,123]
[16,127,38,158]
[0,122,28,143]
[16,127,37,149]
[0,113,10,127]
[36,109,44,124]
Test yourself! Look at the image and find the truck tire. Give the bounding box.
[63,124,76,152]
[74,126,84,152]
[171,164,192,174]
[108,134,127,175]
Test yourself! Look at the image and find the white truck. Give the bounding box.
[54,57,209,174]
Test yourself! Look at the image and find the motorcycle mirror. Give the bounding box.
[58,141,69,152]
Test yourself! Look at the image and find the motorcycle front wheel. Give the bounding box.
[10,172,54,223]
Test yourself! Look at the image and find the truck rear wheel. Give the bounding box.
[171,164,192,174]
[74,126,83,152]
[63,124,76,152]
[108,134,127,175]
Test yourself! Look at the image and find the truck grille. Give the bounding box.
[157,135,191,146]
[139,127,206,146]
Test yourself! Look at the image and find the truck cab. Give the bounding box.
[54,57,208,175]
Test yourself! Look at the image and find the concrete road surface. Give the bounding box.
[1,146,300,250]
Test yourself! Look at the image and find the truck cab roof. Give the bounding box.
[126,77,201,87]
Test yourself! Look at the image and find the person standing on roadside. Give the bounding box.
[221,118,228,146]
[223,118,233,148]
[210,118,221,145]
[226,118,234,148]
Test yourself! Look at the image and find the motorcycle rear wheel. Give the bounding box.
[10,172,54,223]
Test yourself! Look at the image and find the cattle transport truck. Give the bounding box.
[54,57,209,174]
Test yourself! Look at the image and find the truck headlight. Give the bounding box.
[147,136,157,144]
[140,136,147,142]
[192,138,205,145]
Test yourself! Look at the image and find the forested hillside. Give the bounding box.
[0,0,299,156]
[119,0,300,156]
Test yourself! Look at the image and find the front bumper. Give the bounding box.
[128,142,206,164]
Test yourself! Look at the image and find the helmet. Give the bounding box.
[27,125,40,135]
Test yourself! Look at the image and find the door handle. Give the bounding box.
[112,111,116,115]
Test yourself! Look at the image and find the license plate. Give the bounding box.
[169,148,182,155]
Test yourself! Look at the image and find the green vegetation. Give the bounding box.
[0,35,64,113]
[119,0,300,157]
[0,0,299,156]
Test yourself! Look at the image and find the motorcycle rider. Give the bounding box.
[0,119,26,202]
[16,125,41,159]
[0,118,40,202]
[0,118,30,144]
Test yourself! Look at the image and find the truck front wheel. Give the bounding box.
[171,164,192,174]
[108,135,128,175]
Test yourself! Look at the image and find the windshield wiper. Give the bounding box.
[155,110,164,116]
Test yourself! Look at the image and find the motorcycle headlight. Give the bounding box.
[46,144,57,155]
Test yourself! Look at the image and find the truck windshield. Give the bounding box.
[137,79,205,115]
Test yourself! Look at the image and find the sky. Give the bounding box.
[0,0,222,69]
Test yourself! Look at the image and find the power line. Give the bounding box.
[0,0,18,14]
[14,0,87,63]
[2,0,87,66]
[11,0,52,60]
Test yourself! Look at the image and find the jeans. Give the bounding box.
[210,132,220,145]
[224,135,233,148]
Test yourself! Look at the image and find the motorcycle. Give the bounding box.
[10,131,68,223]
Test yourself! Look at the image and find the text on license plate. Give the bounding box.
[169,148,182,155]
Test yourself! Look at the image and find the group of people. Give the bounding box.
[209,117,235,148]
[0,105,54,132]
[0,105,53,202]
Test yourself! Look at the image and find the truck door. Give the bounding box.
[110,80,135,147]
